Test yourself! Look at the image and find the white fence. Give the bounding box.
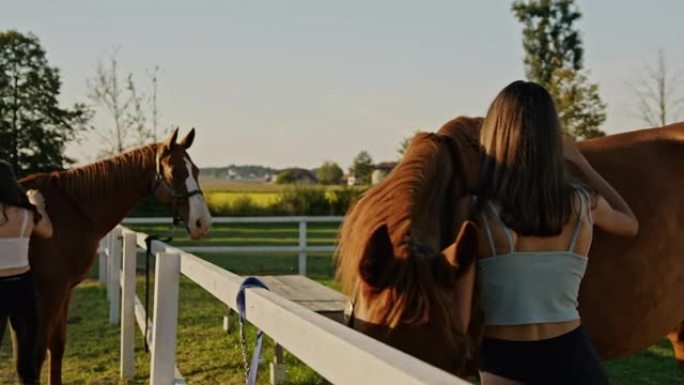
[122,216,344,275]
[100,217,470,385]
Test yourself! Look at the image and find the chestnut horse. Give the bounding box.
[3,129,211,385]
[336,129,479,374]
[338,116,684,376]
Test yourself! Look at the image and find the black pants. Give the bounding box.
[480,326,609,385]
[0,271,40,385]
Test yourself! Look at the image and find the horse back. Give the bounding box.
[577,123,684,358]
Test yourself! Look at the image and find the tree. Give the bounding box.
[87,48,156,156]
[630,50,684,127]
[512,0,606,139]
[0,30,90,175]
[351,151,374,185]
[316,161,343,185]
[147,65,164,141]
[398,130,420,158]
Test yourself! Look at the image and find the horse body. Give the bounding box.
[14,130,210,384]
[576,124,684,359]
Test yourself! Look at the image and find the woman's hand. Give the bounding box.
[27,190,46,210]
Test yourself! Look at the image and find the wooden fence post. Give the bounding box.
[120,232,137,379]
[109,227,123,325]
[98,237,108,285]
[106,231,114,299]
[150,251,180,385]
[298,220,307,275]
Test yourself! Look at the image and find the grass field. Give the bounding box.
[1,223,682,384]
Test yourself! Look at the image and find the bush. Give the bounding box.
[326,187,366,215]
[276,186,330,215]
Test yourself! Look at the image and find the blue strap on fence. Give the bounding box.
[236,277,270,385]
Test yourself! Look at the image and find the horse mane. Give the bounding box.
[336,132,463,335]
[20,144,160,199]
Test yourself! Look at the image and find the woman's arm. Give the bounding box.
[453,196,477,332]
[454,259,476,333]
[27,190,53,239]
[563,136,639,237]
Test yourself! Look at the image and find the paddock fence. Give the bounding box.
[98,216,470,385]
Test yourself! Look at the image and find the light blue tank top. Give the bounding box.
[477,192,591,326]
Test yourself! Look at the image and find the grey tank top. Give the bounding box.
[477,191,591,326]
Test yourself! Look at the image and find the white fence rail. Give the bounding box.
[122,216,343,275]
[101,216,470,385]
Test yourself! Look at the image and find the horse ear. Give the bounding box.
[166,127,179,146]
[359,224,395,288]
[179,128,196,149]
[442,220,478,271]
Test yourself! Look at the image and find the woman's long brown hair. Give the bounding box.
[0,160,39,226]
[475,80,576,236]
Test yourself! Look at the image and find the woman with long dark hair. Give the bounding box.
[0,160,53,384]
[455,81,638,384]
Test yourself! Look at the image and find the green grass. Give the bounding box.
[1,222,682,384]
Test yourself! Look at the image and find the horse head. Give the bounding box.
[152,128,212,239]
[336,129,480,374]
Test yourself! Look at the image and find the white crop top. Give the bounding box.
[0,210,31,269]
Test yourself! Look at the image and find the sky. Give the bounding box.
[1,1,683,170]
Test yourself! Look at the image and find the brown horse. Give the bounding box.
[11,128,211,385]
[338,116,684,376]
[336,129,479,374]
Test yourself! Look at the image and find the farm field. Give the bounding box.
[1,223,682,384]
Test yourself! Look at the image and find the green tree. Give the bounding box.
[0,30,90,174]
[275,169,296,184]
[316,161,343,185]
[512,0,606,139]
[351,151,374,185]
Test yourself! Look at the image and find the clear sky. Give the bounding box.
[2,1,683,169]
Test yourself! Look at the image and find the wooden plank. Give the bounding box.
[134,296,186,384]
[255,275,346,313]
[120,233,137,379]
[109,227,122,325]
[150,252,181,385]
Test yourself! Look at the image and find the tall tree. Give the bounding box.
[630,50,684,127]
[87,48,155,156]
[512,0,606,139]
[0,30,90,175]
[351,151,374,185]
[316,161,343,185]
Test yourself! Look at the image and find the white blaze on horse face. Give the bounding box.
[184,157,212,239]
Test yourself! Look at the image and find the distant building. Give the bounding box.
[371,162,398,185]
[343,174,357,187]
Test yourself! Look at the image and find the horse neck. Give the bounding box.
[57,144,159,237]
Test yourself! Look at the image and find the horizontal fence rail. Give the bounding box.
[103,217,470,385]
[122,216,344,224]
[122,216,343,275]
